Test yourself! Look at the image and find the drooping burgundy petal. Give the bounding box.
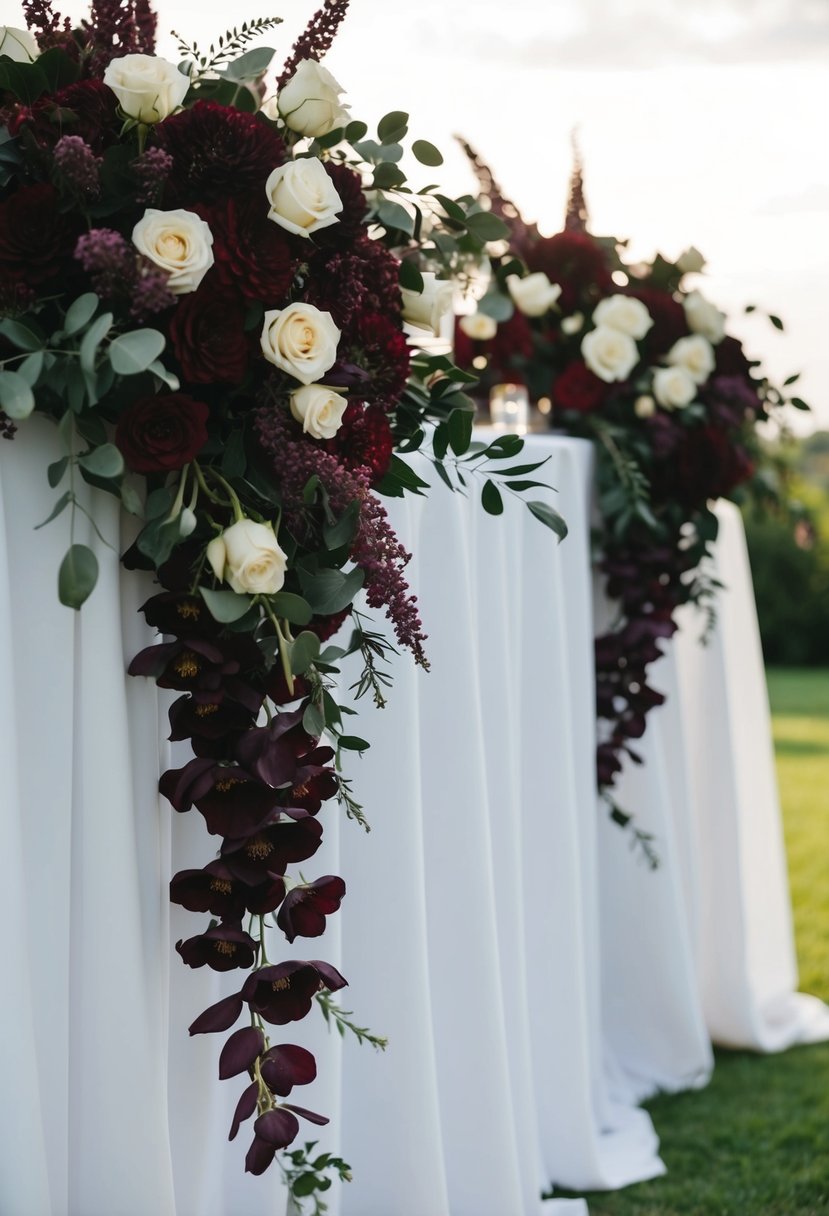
[253,1108,300,1149]
[219,1026,266,1080]
[188,992,244,1035]
[282,1103,329,1127]
[311,960,348,992]
[127,640,180,678]
[259,1044,317,1097]
[229,1081,259,1141]
[244,1134,277,1175]
[159,757,216,812]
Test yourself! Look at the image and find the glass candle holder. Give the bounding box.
[489,382,529,434]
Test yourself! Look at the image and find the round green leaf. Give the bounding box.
[78,442,124,480]
[64,293,99,336]
[290,630,321,675]
[0,369,35,419]
[481,479,504,515]
[108,329,166,375]
[412,139,443,167]
[465,211,510,243]
[58,543,99,610]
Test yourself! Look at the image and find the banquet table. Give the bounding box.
[3,424,827,1216]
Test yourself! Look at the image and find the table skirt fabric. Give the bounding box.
[3,425,826,1216]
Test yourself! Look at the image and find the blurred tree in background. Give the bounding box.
[744,431,829,667]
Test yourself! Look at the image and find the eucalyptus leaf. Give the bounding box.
[79,312,113,374]
[338,735,370,752]
[199,587,255,624]
[222,45,275,81]
[34,491,71,529]
[290,630,321,675]
[0,317,42,351]
[375,198,415,236]
[47,457,69,488]
[447,407,474,456]
[465,211,510,242]
[299,565,365,615]
[270,591,313,627]
[78,443,124,480]
[302,702,325,737]
[64,293,99,336]
[377,110,408,143]
[323,500,360,550]
[17,350,44,387]
[58,543,99,610]
[398,260,424,293]
[108,329,166,375]
[527,500,568,541]
[411,139,443,166]
[147,359,180,390]
[0,369,35,419]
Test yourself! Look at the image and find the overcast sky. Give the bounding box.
[8,0,829,430]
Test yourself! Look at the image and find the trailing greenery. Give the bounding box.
[549,666,829,1214]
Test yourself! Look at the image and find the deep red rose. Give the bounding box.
[324,401,393,484]
[169,285,250,384]
[660,424,755,509]
[0,183,82,288]
[626,284,688,356]
[116,393,210,473]
[553,361,609,414]
[201,195,294,305]
[155,102,287,204]
[524,230,613,312]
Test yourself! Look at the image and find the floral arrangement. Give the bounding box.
[454,141,807,856]
[0,4,558,1202]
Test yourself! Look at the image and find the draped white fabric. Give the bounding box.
[3,426,826,1216]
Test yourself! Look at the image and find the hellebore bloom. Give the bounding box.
[244,1104,330,1174]
[139,591,220,638]
[276,876,346,943]
[170,860,286,919]
[192,767,284,838]
[259,1043,316,1096]
[176,921,257,972]
[168,694,257,744]
[242,960,347,1025]
[221,816,323,884]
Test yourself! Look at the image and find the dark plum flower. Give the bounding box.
[245,1132,279,1175]
[168,694,257,745]
[170,860,252,919]
[191,767,284,838]
[201,194,294,305]
[218,1026,266,1080]
[130,635,264,714]
[553,361,609,414]
[276,876,346,943]
[221,817,324,884]
[244,1104,330,1173]
[0,183,82,290]
[139,592,220,639]
[259,1044,316,1096]
[524,229,613,313]
[242,960,347,1025]
[176,921,258,972]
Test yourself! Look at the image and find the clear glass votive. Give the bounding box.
[489,382,529,434]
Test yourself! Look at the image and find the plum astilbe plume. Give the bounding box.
[255,403,428,664]
[277,0,351,87]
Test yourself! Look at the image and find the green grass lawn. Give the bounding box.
[551,667,829,1215]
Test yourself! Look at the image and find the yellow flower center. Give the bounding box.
[174,650,200,678]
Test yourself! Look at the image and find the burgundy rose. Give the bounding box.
[155,102,287,204]
[0,183,82,288]
[168,286,250,384]
[276,876,346,943]
[115,393,209,473]
[553,361,608,414]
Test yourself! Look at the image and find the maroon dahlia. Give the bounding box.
[525,230,613,313]
[553,360,608,414]
[203,195,295,304]
[154,102,287,204]
[115,392,209,473]
[0,183,82,288]
[8,80,119,154]
[168,284,250,384]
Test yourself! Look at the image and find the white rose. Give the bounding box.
[260,302,341,385]
[581,324,639,383]
[103,54,189,124]
[206,519,287,596]
[561,312,584,335]
[593,294,653,340]
[653,366,697,410]
[506,272,561,318]
[459,312,497,342]
[132,208,214,294]
[683,290,726,344]
[277,59,350,137]
[667,334,715,385]
[0,26,39,61]
[676,246,706,274]
[290,383,348,439]
[401,271,453,336]
[265,158,343,239]
[634,394,656,419]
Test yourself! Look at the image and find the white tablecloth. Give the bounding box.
[3,425,826,1216]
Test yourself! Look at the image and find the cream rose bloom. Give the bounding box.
[459,312,497,342]
[653,366,697,410]
[132,208,214,294]
[400,272,454,336]
[0,26,39,61]
[634,394,656,419]
[265,158,343,238]
[667,334,715,385]
[206,519,287,596]
[506,272,561,318]
[561,312,584,335]
[290,384,348,439]
[277,59,350,137]
[260,302,341,385]
[677,246,706,275]
[683,291,726,344]
[103,54,189,124]
[593,294,653,340]
[581,324,638,383]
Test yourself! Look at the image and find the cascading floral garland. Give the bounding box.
[453,141,807,857]
[0,4,560,1201]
